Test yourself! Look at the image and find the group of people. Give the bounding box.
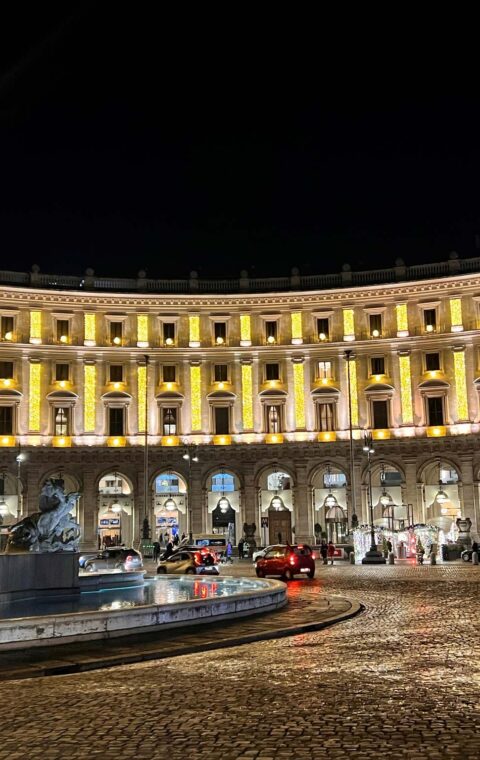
[152,532,186,562]
[319,540,336,565]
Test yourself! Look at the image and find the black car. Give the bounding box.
[461,547,479,562]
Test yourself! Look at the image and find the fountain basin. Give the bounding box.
[0,576,287,651]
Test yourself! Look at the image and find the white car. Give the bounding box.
[252,545,274,563]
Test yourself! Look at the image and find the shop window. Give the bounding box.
[109,365,124,383]
[156,473,180,494]
[369,314,382,338]
[54,407,69,436]
[162,407,177,435]
[427,397,444,426]
[0,406,13,435]
[163,323,176,346]
[317,318,330,341]
[317,403,335,431]
[372,399,389,429]
[212,472,235,492]
[56,319,70,343]
[213,322,227,345]
[265,321,278,344]
[163,365,177,383]
[109,407,124,436]
[267,471,291,490]
[318,361,332,380]
[423,308,437,333]
[323,471,346,488]
[55,363,69,382]
[371,357,385,376]
[425,353,440,372]
[1,316,14,341]
[265,363,280,381]
[110,322,123,346]
[214,407,229,435]
[214,364,228,383]
[0,361,14,379]
[266,405,282,433]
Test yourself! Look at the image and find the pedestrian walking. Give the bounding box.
[159,532,163,546]
[238,538,244,559]
[181,532,186,541]
[152,540,161,562]
[226,540,233,563]
[327,540,335,565]
[320,539,328,565]
[164,539,174,559]
[386,539,393,554]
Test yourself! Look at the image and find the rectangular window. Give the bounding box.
[162,407,177,435]
[371,357,385,376]
[265,320,278,344]
[213,322,227,345]
[214,406,229,435]
[55,363,69,382]
[54,407,69,436]
[427,397,444,426]
[214,364,228,382]
[317,318,330,341]
[163,365,176,383]
[369,314,382,337]
[110,322,123,345]
[266,404,282,433]
[424,308,437,332]
[0,361,14,379]
[425,353,440,372]
[56,319,70,343]
[372,400,389,429]
[109,407,124,436]
[109,365,124,383]
[0,407,13,435]
[1,316,14,340]
[265,363,280,381]
[318,361,332,380]
[163,323,175,345]
[317,403,335,431]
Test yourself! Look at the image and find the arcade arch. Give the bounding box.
[152,470,187,541]
[311,463,348,543]
[97,471,134,548]
[206,468,241,543]
[258,465,294,545]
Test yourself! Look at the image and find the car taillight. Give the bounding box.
[126,555,133,562]
[289,554,296,565]
[194,552,202,564]
[311,553,316,560]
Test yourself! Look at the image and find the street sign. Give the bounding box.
[261,516,269,528]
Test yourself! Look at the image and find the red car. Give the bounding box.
[255,544,315,580]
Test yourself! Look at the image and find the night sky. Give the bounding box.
[1,7,479,280]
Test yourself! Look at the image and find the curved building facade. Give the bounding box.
[0,258,480,549]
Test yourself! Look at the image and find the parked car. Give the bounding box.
[255,544,315,580]
[252,545,274,563]
[461,548,479,562]
[172,544,221,563]
[157,550,219,575]
[83,548,143,573]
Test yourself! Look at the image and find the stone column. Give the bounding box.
[459,455,475,525]
[189,462,204,535]
[24,465,41,516]
[242,472,257,525]
[293,465,311,543]
[80,469,98,551]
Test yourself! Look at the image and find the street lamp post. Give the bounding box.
[142,355,150,547]
[361,432,386,564]
[183,445,199,542]
[16,453,25,519]
[344,350,355,530]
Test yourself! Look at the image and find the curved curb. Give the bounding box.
[0,598,364,681]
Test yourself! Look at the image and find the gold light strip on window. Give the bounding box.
[346,358,358,426]
[30,311,42,341]
[137,314,149,344]
[343,308,355,338]
[450,298,463,329]
[84,364,96,431]
[241,364,253,430]
[190,365,201,430]
[189,316,200,343]
[398,354,413,424]
[293,362,305,428]
[453,350,468,420]
[137,364,147,433]
[396,303,408,334]
[28,362,41,431]
[240,315,251,342]
[84,313,96,342]
[291,312,302,341]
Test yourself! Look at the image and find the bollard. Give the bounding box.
[349,552,355,565]
[388,552,395,565]
[473,552,479,565]
[430,553,437,565]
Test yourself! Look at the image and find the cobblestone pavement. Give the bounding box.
[1,564,479,759]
